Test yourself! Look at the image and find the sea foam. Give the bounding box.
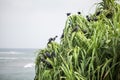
[24,63,35,68]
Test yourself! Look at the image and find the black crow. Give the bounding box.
[86,15,91,22]
[72,26,79,32]
[96,11,101,16]
[61,33,64,39]
[77,12,81,14]
[93,17,98,21]
[46,61,53,68]
[40,58,46,63]
[53,36,58,41]
[47,35,58,44]
[45,52,52,58]
[66,13,71,16]
[106,13,112,18]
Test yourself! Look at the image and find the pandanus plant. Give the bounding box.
[34,0,120,80]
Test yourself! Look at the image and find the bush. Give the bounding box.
[34,0,120,80]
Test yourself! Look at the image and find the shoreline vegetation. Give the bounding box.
[34,0,120,80]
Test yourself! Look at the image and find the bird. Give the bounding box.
[106,13,112,18]
[72,26,79,32]
[41,58,53,68]
[40,58,46,63]
[53,36,58,41]
[46,61,53,68]
[96,11,101,16]
[47,35,58,44]
[93,17,98,21]
[77,12,81,15]
[66,13,71,16]
[61,33,64,39]
[47,38,53,44]
[86,15,91,22]
[45,52,52,58]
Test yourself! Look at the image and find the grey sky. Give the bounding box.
[0,0,101,48]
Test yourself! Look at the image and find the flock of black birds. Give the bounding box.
[86,15,99,22]
[47,11,98,43]
[40,11,112,69]
[47,35,58,44]
[86,11,113,22]
[40,52,56,69]
[40,58,53,68]
[67,12,81,17]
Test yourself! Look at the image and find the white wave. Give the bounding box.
[0,57,34,60]
[0,51,23,54]
[24,63,35,68]
[21,58,34,60]
[8,51,25,54]
[0,57,18,60]
[9,51,19,54]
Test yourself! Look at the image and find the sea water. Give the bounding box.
[0,48,37,80]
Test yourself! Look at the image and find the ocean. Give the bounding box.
[0,48,37,80]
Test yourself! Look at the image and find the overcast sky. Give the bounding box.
[0,0,101,48]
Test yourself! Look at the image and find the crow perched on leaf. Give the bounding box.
[77,12,81,15]
[40,58,53,68]
[93,17,98,21]
[46,61,53,68]
[43,52,56,59]
[47,36,58,44]
[106,13,113,18]
[86,15,91,22]
[47,38,53,44]
[61,33,64,39]
[40,58,46,63]
[96,11,101,16]
[66,13,71,16]
[72,26,79,32]
[53,36,58,41]
[45,52,52,58]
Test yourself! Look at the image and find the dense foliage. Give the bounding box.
[34,0,120,80]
